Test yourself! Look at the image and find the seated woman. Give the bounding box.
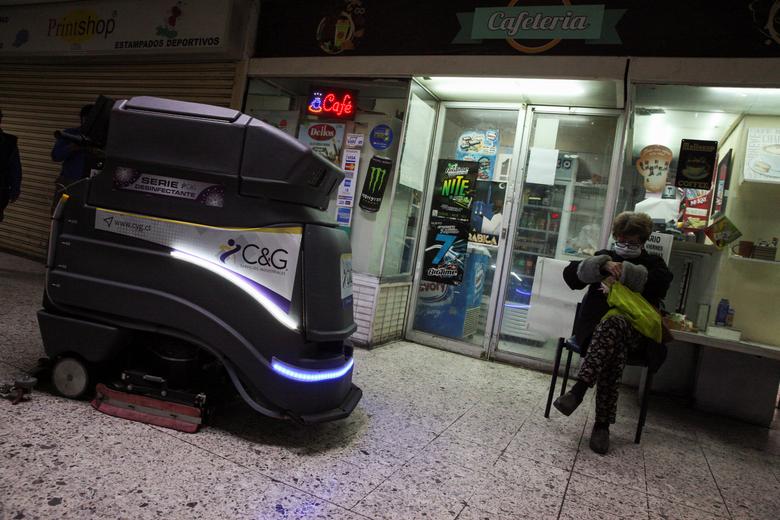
[554,211,672,454]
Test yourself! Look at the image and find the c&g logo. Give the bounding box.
[219,239,289,270]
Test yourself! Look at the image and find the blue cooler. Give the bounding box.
[414,245,491,339]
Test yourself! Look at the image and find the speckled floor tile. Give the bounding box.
[445,404,528,450]
[3,251,780,520]
[422,432,503,473]
[703,445,780,520]
[2,424,274,520]
[574,423,646,492]
[565,472,649,520]
[503,414,587,471]
[558,497,627,520]
[468,472,564,519]
[644,440,728,517]
[272,457,386,509]
[647,494,727,520]
[503,433,578,472]
[353,482,467,520]
[389,454,485,502]
[253,481,371,519]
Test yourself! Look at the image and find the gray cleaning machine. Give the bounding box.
[37,96,361,427]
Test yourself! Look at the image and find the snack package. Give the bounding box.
[704,215,742,249]
[456,129,499,180]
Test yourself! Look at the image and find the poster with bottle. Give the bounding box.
[297,122,345,165]
[421,218,468,285]
[469,180,507,246]
[456,129,500,180]
[358,155,393,212]
[430,159,478,222]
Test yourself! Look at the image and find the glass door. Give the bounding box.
[407,103,525,357]
[491,108,623,365]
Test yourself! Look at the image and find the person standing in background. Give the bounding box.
[50,104,93,211]
[0,108,23,223]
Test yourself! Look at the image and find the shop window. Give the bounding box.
[243,77,412,276]
[617,84,780,345]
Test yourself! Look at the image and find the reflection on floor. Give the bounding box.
[498,337,562,364]
[1,252,779,519]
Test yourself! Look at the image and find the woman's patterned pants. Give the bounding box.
[577,315,643,424]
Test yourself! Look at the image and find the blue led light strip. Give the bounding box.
[271,357,354,383]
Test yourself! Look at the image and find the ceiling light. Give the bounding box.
[422,77,587,99]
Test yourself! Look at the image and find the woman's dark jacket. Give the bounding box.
[563,249,673,367]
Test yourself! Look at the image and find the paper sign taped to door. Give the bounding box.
[526,257,585,340]
[526,147,558,186]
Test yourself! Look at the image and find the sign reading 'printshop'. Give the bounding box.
[0,0,236,56]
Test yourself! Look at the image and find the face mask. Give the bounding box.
[614,243,642,258]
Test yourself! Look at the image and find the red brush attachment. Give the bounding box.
[91,383,202,433]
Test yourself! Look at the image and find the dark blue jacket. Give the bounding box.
[51,127,88,181]
[1,130,22,200]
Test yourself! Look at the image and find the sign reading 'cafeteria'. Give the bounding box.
[256,0,780,58]
[0,0,232,56]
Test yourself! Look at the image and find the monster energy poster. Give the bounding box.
[421,218,469,285]
[358,155,393,212]
[430,159,478,222]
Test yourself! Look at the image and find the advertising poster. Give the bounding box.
[369,124,394,150]
[94,209,301,313]
[346,133,364,148]
[469,180,507,246]
[358,155,393,212]
[675,139,717,190]
[113,167,225,207]
[705,216,742,249]
[430,159,478,222]
[336,139,355,220]
[644,231,674,264]
[636,144,673,193]
[681,188,712,230]
[712,149,732,220]
[421,218,468,285]
[0,0,231,57]
[456,129,500,180]
[297,122,345,165]
[743,128,780,183]
[336,207,353,227]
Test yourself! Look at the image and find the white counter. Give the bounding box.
[671,330,780,361]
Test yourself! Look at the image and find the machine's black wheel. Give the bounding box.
[51,357,91,399]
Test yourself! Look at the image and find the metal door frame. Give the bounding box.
[486,105,627,364]
[405,101,528,359]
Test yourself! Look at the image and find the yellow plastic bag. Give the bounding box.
[603,282,662,343]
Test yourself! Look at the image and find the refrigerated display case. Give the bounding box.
[500,150,611,341]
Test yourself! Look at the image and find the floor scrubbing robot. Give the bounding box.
[37,96,361,429]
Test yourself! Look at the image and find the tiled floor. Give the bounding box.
[1,251,779,519]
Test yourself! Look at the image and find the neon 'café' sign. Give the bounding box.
[307,87,357,120]
[454,2,624,54]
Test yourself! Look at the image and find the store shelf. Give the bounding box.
[730,254,779,265]
[575,182,608,189]
[517,227,559,235]
[524,205,561,212]
[672,241,719,255]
